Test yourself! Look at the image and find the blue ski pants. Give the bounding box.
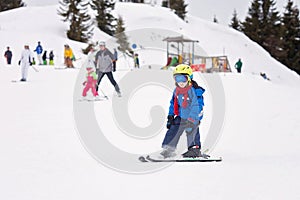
[162,116,201,150]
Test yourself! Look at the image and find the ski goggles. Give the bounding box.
[174,74,189,83]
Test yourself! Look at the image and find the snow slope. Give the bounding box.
[1,2,300,200]
[115,2,300,87]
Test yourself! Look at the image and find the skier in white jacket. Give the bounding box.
[19,45,33,81]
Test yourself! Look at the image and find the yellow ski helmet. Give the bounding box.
[173,64,193,76]
[173,64,193,83]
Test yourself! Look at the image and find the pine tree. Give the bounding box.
[162,0,168,8]
[90,0,116,36]
[169,0,188,20]
[241,0,262,44]
[115,16,131,53]
[0,0,24,12]
[58,0,93,42]
[229,9,241,31]
[260,0,284,61]
[242,0,284,61]
[281,0,300,75]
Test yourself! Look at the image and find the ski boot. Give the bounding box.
[160,147,176,159]
[116,91,122,97]
[182,146,201,158]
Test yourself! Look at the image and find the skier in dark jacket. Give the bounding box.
[42,51,47,65]
[49,51,54,65]
[112,48,118,72]
[234,58,243,73]
[4,46,12,65]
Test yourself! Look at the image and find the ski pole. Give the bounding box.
[99,89,108,99]
[32,66,39,72]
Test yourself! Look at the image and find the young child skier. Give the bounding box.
[42,50,47,65]
[49,51,54,65]
[161,64,205,158]
[82,60,99,99]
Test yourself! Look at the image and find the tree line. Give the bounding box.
[229,0,300,75]
[57,0,187,53]
[1,0,299,75]
[0,0,24,12]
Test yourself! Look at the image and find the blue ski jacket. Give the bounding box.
[34,45,43,54]
[168,84,205,124]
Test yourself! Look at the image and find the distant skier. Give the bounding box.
[32,57,36,65]
[82,60,99,99]
[4,46,12,65]
[34,41,43,65]
[95,41,121,96]
[112,48,118,72]
[49,51,54,65]
[134,53,140,68]
[160,64,205,158]
[42,50,47,65]
[18,45,33,82]
[260,72,270,80]
[234,58,242,73]
[64,44,74,68]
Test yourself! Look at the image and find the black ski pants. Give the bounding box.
[96,71,120,92]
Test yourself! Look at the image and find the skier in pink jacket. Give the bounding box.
[82,61,99,98]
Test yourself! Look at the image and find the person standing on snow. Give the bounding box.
[18,45,33,82]
[42,50,47,65]
[82,60,99,99]
[34,41,43,65]
[112,48,118,72]
[64,44,74,68]
[49,51,54,65]
[134,53,140,68]
[95,41,121,96]
[160,64,205,158]
[4,46,12,65]
[234,58,242,73]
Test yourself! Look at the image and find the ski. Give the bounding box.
[11,80,27,83]
[138,156,148,162]
[54,67,79,70]
[78,96,109,101]
[54,67,67,70]
[139,155,222,162]
[31,66,39,72]
[78,97,108,102]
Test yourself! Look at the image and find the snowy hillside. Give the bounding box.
[1,2,300,200]
[115,2,300,86]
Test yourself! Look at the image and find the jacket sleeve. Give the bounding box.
[107,50,114,60]
[168,90,176,116]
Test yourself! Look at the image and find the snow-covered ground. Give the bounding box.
[1,2,300,200]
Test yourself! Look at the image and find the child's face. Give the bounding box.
[174,74,189,88]
[87,68,93,73]
[177,81,188,88]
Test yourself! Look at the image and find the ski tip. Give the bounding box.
[138,156,148,162]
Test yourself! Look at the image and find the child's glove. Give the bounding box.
[166,115,174,129]
[82,81,86,86]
